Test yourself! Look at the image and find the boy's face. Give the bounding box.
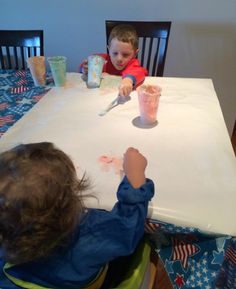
[108,38,138,71]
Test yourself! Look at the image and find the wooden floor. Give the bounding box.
[155,122,236,289]
[155,257,173,289]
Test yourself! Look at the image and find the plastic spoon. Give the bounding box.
[98,96,120,116]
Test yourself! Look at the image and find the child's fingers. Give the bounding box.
[82,60,88,74]
[126,147,139,153]
[83,59,88,66]
[119,85,132,97]
[118,86,125,97]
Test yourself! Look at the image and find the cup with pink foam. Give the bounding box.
[137,84,161,126]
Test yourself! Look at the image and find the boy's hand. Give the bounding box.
[119,78,133,98]
[82,59,88,75]
[123,147,147,188]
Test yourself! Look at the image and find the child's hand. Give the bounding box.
[123,147,147,188]
[119,78,133,98]
[82,59,88,75]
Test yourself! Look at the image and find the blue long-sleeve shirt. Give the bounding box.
[0,176,154,289]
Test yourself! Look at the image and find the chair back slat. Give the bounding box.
[105,21,171,76]
[6,47,11,69]
[13,47,19,70]
[0,47,4,69]
[156,39,168,76]
[20,47,25,70]
[27,47,31,58]
[0,30,44,70]
[152,39,160,76]
[146,37,153,73]
[140,37,146,67]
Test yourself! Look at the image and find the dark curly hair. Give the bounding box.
[108,24,139,50]
[0,142,90,265]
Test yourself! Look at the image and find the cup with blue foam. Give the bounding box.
[87,55,105,88]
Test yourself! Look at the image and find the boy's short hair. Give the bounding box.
[0,142,90,265]
[108,24,139,50]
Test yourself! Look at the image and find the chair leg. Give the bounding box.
[148,248,159,289]
[149,251,174,289]
[149,261,158,289]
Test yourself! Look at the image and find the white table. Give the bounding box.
[1,73,236,236]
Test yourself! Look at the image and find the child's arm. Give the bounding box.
[119,78,133,98]
[119,59,148,97]
[79,59,88,74]
[72,148,154,275]
[123,147,146,188]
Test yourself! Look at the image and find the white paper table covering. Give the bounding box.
[1,73,236,236]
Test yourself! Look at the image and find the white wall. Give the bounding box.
[1,0,235,135]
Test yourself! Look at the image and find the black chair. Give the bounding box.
[105,21,171,76]
[0,30,44,70]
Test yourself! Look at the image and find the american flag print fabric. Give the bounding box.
[0,69,51,137]
[225,243,236,265]
[215,238,236,289]
[11,85,30,94]
[145,218,160,233]
[170,237,200,270]
[147,219,235,289]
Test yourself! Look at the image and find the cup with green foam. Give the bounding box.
[47,56,67,87]
[87,55,105,88]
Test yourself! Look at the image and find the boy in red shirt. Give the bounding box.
[81,24,148,97]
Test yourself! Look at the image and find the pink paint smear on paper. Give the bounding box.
[98,155,123,175]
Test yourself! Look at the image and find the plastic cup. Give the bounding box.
[47,56,67,87]
[87,55,105,88]
[137,85,161,126]
[27,56,46,86]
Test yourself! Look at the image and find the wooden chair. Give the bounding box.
[0,30,44,70]
[105,21,171,76]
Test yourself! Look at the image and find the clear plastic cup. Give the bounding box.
[137,85,161,126]
[47,56,67,87]
[27,56,46,86]
[87,55,105,88]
